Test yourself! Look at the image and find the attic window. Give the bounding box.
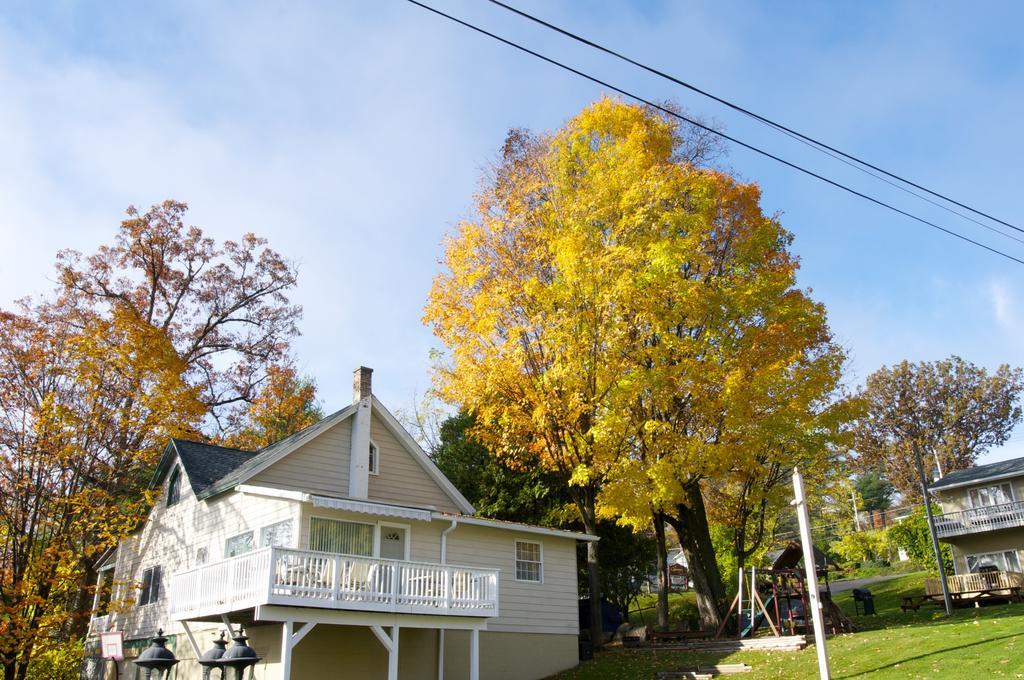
[166,467,182,507]
[368,440,379,476]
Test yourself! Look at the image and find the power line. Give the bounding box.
[487,0,1024,238]
[405,0,1024,266]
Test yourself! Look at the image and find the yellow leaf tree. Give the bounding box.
[426,97,850,632]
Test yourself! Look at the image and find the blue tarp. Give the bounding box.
[578,597,624,633]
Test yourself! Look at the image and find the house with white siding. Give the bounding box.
[86,367,593,680]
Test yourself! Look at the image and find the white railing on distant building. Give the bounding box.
[925,571,1024,596]
[169,547,499,620]
[933,500,1024,538]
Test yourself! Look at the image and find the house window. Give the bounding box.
[969,483,1014,508]
[138,566,162,606]
[94,567,115,616]
[166,467,182,507]
[515,540,543,583]
[967,550,1022,573]
[224,531,254,558]
[196,547,209,566]
[260,520,294,548]
[368,440,379,475]
[309,518,374,556]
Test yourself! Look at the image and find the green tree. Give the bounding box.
[855,471,895,513]
[431,412,566,526]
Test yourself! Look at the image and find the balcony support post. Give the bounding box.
[180,621,202,658]
[279,620,315,680]
[469,628,479,680]
[370,624,400,680]
[221,615,236,638]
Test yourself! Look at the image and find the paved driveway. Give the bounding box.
[829,573,904,593]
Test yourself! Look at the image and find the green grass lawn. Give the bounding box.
[555,573,1024,679]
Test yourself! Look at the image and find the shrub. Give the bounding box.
[831,529,889,566]
[887,505,954,574]
[25,638,83,680]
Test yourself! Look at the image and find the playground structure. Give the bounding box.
[716,541,853,640]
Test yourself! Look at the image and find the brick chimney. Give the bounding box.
[349,366,373,498]
[353,366,373,403]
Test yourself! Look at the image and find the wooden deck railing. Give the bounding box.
[169,547,499,621]
[933,500,1024,538]
[925,571,1024,596]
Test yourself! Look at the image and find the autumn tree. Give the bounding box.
[0,302,204,680]
[58,200,301,436]
[854,357,1023,498]
[223,365,322,450]
[0,201,303,677]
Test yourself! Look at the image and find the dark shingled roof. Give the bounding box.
[768,541,834,572]
[171,439,257,496]
[930,455,1024,491]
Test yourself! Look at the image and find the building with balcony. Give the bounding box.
[930,456,1024,577]
[86,367,594,680]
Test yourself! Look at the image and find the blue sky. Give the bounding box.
[1,1,1022,463]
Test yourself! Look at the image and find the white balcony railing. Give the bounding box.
[925,571,1024,596]
[933,500,1024,538]
[169,547,499,621]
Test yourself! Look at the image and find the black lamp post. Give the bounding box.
[198,631,230,680]
[217,627,262,680]
[133,629,179,680]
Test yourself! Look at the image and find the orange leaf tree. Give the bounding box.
[0,302,204,680]
[0,201,305,678]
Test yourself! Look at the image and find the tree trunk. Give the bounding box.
[3,662,15,680]
[577,490,604,648]
[653,512,670,631]
[665,483,727,631]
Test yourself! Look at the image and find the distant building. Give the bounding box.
[930,456,1024,575]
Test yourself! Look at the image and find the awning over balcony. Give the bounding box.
[310,495,433,522]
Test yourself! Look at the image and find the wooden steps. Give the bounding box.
[655,663,753,678]
[648,635,808,653]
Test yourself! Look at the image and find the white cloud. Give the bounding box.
[989,279,1017,331]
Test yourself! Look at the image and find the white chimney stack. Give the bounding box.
[348,366,373,498]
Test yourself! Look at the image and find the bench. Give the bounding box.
[649,630,712,644]
[900,596,921,612]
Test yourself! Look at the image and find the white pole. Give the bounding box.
[750,567,756,634]
[737,562,744,638]
[792,468,831,680]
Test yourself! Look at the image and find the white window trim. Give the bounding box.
[224,530,255,558]
[259,518,297,549]
[968,482,1015,509]
[307,515,411,560]
[377,521,412,561]
[514,539,544,584]
[309,515,377,557]
[166,466,182,507]
[92,565,115,615]
[965,549,1022,573]
[138,565,162,607]
[368,438,380,476]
